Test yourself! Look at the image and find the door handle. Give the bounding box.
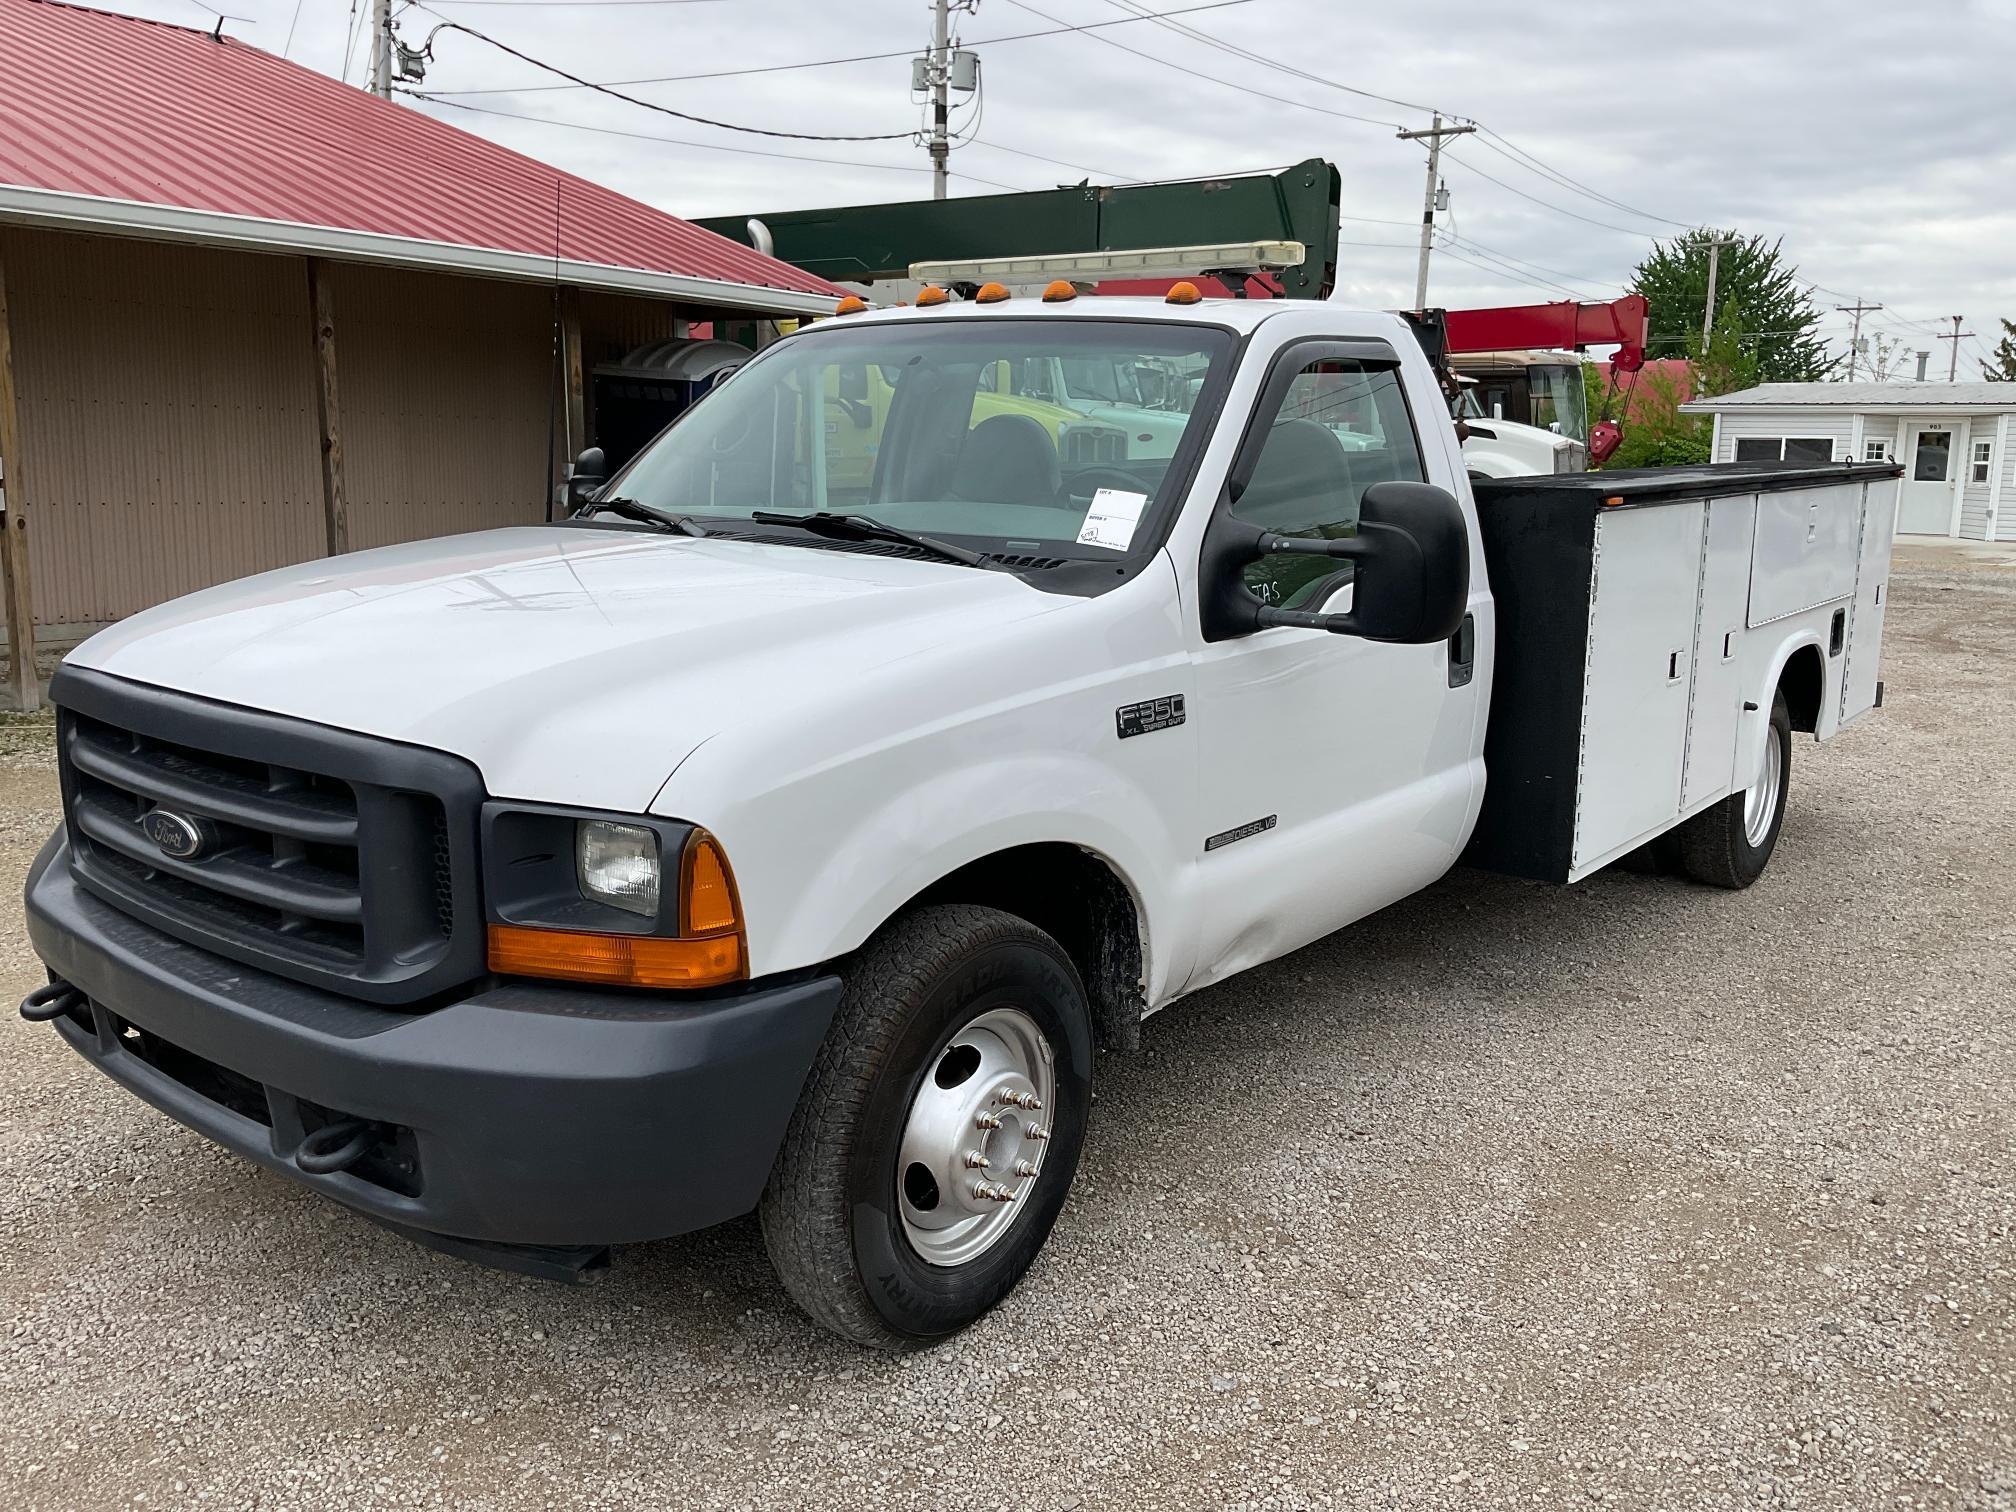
[1448,613,1476,688]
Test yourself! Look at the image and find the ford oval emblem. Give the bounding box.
[141,809,207,860]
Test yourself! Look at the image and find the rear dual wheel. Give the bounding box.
[759,905,1092,1350]
[1676,690,1792,889]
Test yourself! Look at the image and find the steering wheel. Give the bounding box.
[1065,465,1147,501]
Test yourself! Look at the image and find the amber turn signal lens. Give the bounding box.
[834,295,868,315]
[915,284,951,306]
[1041,279,1077,303]
[682,831,742,937]
[488,925,744,988]
[1164,281,1202,305]
[974,282,1011,304]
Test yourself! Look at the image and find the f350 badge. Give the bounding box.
[1115,695,1186,739]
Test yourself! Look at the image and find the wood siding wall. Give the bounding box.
[1,229,705,629]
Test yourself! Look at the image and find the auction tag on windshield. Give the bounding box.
[1076,488,1150,551]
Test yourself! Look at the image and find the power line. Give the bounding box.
[411,9,917,139]
[416,0,1253,96]
[1439,150,1661,239]
[1469,130,1696,231]
[1425,244,1591,300]
[996,0,1403,129]
[1435,231,1620,295]
[402,91,1029,188]
[1096,0,1437,118]
[1433,233,1586,300]
[961,137,1131,183]
[427,0,726,5]
[1094,0,1708,235]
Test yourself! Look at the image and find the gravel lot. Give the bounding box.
[2,544,2012,1511]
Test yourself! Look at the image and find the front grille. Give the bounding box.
[54,667,486,1006]
[1060,423,1127,464]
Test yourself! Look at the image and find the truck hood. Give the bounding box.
[67,526,1069,811]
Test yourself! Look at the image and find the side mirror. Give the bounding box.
[566,446,607,512]
[1199,481,1470,644]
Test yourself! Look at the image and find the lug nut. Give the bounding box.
[1016,1092,1043,1111]
[975,1111,1002,1130]
[994,1086,1022,1105]
[1026,1124,1049,1142]
[1014,1159,1039,1178]
[963,1149,991,1169]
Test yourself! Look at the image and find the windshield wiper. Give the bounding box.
[579,496,712,537]
[748,511,989,568]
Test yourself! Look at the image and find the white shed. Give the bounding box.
[1682,383,2016,539]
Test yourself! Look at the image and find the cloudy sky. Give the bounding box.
[109,0,2016,372]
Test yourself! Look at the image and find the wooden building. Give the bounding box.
[0,0,840,708]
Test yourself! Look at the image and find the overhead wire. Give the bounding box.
[415,0,1254,95]
[402,91,1027,188]
[409,7,919,138]
[995,0,1405,129]
[1095,0,1436,116]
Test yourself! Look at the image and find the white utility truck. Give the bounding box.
[24,284,1899,1350]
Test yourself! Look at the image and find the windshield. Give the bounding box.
[606,318,1233,558]
[1527,363,1588,443]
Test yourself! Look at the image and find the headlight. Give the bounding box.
[480,804,745,988]
[577,820,660,917]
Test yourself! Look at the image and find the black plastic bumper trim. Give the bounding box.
[25,832,843,1249]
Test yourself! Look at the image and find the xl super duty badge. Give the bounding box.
[1116,695,1186,739]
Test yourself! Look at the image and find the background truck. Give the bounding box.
[23,283,1899,1350]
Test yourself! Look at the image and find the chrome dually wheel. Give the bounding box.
[897,1006,1057,1267]
[1743,721,1785,847]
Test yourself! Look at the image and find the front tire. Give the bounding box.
[1677,690,1791,889]
[759,905,1093,1350]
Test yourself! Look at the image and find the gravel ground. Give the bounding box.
[2,546,2012,1511]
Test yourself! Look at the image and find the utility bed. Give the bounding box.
[1466,461,1903,883]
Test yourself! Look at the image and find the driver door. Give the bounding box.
[1180,344,1483,993]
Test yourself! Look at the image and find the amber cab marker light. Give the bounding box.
[974,281,1011,304]
[834,295,869,315]
[1602,494,1626,508]
[915,284,951,307]
[1041,279,1078,303]
[1165,281,1203,305]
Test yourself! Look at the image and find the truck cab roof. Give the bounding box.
[829,294,1413,343]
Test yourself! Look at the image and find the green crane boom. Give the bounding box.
[695,160,1342,300]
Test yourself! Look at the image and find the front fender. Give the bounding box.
[714,750,1182,1003]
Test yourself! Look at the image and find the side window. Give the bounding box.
[1231,358,1425,609]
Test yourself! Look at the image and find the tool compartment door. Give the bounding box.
[1841,477,1900,725]
[1572,501,1706,875]
[1682,494,1759,810]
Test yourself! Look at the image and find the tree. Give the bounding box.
[1629,230,1833,382]
[1595,364,1711,470]
[1696,295,1758,398]
[1984,318,2016,382]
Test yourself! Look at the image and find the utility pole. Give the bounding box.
[927,0,950,200]
[369,0,392,99]
[1396,114,1474,309]
[1700,236,1739,352]
[1937,315,1974,382]
[914,1,978,200]
[1835,300,1882,382]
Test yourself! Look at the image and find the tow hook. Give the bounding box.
[19,981,85,1023]
[295,1119,378,1176]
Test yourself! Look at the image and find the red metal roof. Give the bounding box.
[0,0,841,302]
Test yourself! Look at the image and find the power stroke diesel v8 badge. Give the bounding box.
[1115,695,1186,740]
